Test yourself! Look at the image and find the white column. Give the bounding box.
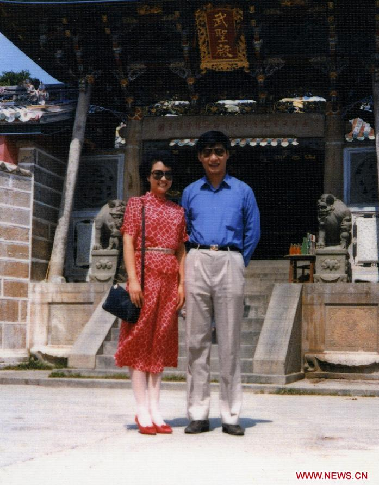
[47,82,92,282]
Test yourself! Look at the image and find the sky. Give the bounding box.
[0,32,61,84]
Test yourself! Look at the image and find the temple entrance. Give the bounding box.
[229,141,324,259]
[144,139,324,260]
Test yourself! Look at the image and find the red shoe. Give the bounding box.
[135,416,156,435]
[153,422,173,434]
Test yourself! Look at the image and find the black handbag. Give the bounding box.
[102,201,145,323]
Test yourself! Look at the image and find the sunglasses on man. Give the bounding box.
[151,170,173,181]
[201,148,227,157]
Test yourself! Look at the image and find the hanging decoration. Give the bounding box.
[169,137,299,147]
[100,12,145,118]
[369,0,379,79]
[195,5,248,72]
[137,5,163,16]
[276,96,326,113]
[309,5,347,114]
[327,1,339,113]
[249,2,266,104]
[115,121,127,148]
[246,4,285,106]
[168,14,201,106]
[345,118,375,142]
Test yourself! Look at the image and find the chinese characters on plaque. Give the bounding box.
[196,6,248,72]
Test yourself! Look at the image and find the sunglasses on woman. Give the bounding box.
[151,170,173,181]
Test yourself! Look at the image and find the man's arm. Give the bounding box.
[242,188,260,266]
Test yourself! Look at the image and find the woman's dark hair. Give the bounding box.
[140,150,176,179]
[196,131,231,153]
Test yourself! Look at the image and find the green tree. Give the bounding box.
[0,70,39,86]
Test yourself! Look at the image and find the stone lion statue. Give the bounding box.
[92,199,126,250]
[317,194,352,249]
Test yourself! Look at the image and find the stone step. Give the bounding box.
[101,341,255,359]
[244,295,270,318]
[244,282,284,298]
[96,262,284,375]
[246,260,289,273]
[178,329,260,346]
[103,341,118,355]
[245,275,287,286]
[245,276,288,287]
[60,368,263,384]
[96,354,118,369]
[96,353,254,374]
[169,357,253,373]
[246,268,288,281]
[179,316,264,330]
[180,316,263,333]
[178,343,254,359]
[110,318,263,343]
[161,369,259,384]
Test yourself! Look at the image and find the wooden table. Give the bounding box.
[284,254,316,283]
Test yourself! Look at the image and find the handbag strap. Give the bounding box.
[140,199,145,291]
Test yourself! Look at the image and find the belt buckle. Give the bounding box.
[210,244,219,251]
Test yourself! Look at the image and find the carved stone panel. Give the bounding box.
[89,249,119,283]
[314,248,349,283]
[325,305,378,352]
[356,217,379,264]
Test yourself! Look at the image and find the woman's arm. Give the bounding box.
[175,242,185,311]
[124,233,144,308]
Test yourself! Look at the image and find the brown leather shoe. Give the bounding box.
[222,423,245,436]
[184,420,210,434]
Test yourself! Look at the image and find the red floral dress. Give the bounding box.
[114,192,188,373]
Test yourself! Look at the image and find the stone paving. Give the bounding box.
[1,378,379,485]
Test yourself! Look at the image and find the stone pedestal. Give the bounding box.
[302,283,379,379]
[314,247,350,283]
[89,249,119,283]
[29,282,108,361]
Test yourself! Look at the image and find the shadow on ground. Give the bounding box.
[126,417,272,430]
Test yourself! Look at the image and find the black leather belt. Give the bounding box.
[189,243,241,253]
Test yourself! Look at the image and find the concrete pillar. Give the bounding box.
[123,119,142,199]
[324,113,344,199]
[372,73,379,192]
[47,83,92,283]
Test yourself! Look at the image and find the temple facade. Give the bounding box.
[1,0,379,380]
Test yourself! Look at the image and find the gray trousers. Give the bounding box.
[184,249,245,424]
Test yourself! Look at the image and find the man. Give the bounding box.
[182,131,260,436]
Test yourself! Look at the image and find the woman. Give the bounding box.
[115,150,187,435]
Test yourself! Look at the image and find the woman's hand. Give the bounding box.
[176,284,185,311]
[128,278,144,308]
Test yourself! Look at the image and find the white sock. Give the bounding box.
[130,368,153,427]
[147,372,165,426]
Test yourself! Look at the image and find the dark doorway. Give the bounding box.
[228,142,324,259]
